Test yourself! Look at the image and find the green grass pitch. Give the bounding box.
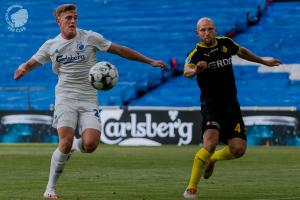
[0,144,299,200]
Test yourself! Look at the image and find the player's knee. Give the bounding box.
[230,145,246,158]
[203,129,219,152]
[203,141,217,153]
[58,128,74,153]
[82,141,99,153]
[59,139,73,153]
[203,138,218,152]
[81,129,100,153]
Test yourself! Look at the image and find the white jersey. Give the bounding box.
[32,29,112,103]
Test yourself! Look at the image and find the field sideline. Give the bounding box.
[0,144,299,200]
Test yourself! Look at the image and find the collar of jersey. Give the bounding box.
[197,40,218,48]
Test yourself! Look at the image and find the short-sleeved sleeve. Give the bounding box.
[31,41,51,65]
[185,47,199,67]
[87,31,112,52]
[225,37,240,55]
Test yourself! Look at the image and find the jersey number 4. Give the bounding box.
[235,123,241,133]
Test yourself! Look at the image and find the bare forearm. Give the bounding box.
[14,59,41,80]
[183,64,197,78]
[237,47,282,67]
[108,43,168,70]
[183,61,208,78]
[21,59,41,72]
[114,46,153,64]
[237,47,265,64]
[183,70,196,78]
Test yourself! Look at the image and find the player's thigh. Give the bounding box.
[57,126,75,153]
[57,126,75,141]
[201,105,221,151]
[203,129,219,152]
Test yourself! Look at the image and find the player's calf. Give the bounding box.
[203,160,215,179]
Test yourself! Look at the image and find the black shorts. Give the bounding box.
[201,102,246,144]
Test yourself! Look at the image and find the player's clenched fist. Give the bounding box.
[196,61,208,73]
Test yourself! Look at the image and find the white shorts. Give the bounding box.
[52,99,101,135]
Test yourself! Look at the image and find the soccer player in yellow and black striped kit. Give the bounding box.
[183,17,282,199]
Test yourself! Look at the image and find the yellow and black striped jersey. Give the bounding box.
[185,36,240,104]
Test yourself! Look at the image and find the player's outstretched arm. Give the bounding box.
[237,47,282,67]
[107,43,168,70]
[14,59,42,80]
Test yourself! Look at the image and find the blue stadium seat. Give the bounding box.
[1,0,298,109]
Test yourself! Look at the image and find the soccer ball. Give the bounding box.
[88,61,119,90]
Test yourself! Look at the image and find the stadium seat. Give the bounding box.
[1,0,298,109]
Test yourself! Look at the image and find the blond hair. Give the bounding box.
[196,17,215,29]
[53,4,77,20]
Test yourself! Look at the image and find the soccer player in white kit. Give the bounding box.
[14,4,167,199]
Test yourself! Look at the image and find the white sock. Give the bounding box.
[71,137,86,153]
[46,148,69,190]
